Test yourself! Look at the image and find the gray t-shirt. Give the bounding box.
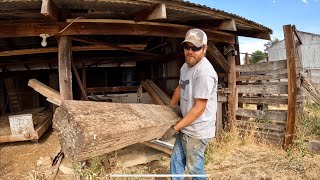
[179,57,218,139]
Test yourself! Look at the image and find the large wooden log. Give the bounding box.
[52,100,180,162]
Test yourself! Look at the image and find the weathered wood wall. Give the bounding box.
[236,60,289,144]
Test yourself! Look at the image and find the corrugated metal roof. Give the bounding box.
[0,0,272,33]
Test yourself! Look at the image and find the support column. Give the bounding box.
[58,36,73,100]
[283,25,297,147]
[227,51,236,130]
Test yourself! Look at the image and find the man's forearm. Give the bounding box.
[169,85,180,107]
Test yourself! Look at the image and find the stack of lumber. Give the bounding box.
[53,100,180,162]
[141,80,171,105]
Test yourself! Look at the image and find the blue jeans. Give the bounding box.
[170,132,210,180]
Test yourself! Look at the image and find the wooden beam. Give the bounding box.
[58,36,73,100]
[300,73,320,106]
[227,51,236,130]
[0,44,147,57]
[283,25,297,147]
[65,19,235,43]
[236,108,287,122]
[218,19,237,31]
[0,20,236,43]
[236,120,285,132]
[41,0,58,21]
[237,84,288,94]
[71,59,88,100]
[236,60,287,73]
[238,96,288,105]
[28,79,61,105]
[70,37,158,57]
[237,73,287,82]
[134,4,166,22]
[82,62,86,100]
[206,41,230,73]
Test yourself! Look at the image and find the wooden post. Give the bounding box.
[71,59,88,100]
[283,25,297,147]
[82,62,86,100]
[227,51,236,130]
[58,36,73,100]
[245,53,249,65]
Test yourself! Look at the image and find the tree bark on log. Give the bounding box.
[52,100,180,162]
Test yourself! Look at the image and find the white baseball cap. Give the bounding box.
[182,28,208,48]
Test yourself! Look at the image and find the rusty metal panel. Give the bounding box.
[9,114,35,135]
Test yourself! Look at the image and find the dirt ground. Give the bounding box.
[1,118,320,179]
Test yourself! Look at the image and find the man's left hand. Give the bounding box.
[160,126,178,141]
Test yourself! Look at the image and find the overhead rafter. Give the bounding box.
[41,0,59,21]
[217,19,237,31]
[0,20,235,43]
[0,44,147,57]
[206,41,230,73]
[194,19,237,31]
[133,3,167,22]
[70,37,158,57]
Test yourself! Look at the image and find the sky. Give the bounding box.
[188,0,320,62]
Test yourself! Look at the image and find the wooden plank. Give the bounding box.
[236,120,285,132]
[300,73,320,106]
[283,25,297,147]
[237,85,288,94]
[236,108,287,122]
[0,44,147,57]
[35,114,52,138]
[239,81,288,86]
[0,133,38,143]
[133,4,166,22]
[41,0,58,21]
[237,73,287,81]
[141,81,165,105]
[238,96,288,105]
[28,79,61,105]
[53,100,180,161]
[206,41,230,73]
[86,86,138,94]
[146,80,171,105]
[235,60,287,73]
[58,36,73,100]
[240,69,288,77]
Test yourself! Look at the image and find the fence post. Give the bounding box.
[283,25,297,147]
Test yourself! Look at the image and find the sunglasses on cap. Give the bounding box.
[183,44,203,52]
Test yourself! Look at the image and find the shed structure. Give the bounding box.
[3,0,299,146]
[267,31,320,89]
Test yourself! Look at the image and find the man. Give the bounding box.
[161,28,218,180]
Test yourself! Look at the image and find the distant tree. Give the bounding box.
[264,38,280,49]
[247,50,268,64]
